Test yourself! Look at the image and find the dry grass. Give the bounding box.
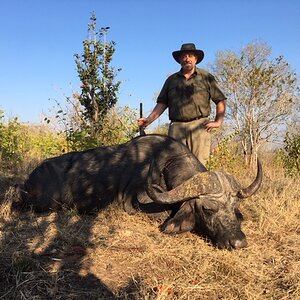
[0,160,299,299]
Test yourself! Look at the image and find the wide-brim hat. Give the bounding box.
[172,43,204,64]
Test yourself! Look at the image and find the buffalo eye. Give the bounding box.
[202,200,219,214]
[202,207,217,216]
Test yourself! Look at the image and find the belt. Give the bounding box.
[170,116,206,122]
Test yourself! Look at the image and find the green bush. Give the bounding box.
[278,132,300,176]
[0,110,66,169]
[59,105,139,152]
[25,126,67,159]
[207,133,242,174]
[0,111,26,167]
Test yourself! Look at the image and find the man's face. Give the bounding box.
[179,51,197,72]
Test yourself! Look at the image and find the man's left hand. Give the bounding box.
[204,121,222,132]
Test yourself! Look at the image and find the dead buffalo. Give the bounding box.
[16,134,262,249]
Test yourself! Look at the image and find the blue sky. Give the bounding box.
[0,0,299,125]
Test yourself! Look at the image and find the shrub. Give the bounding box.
[277,131,300,176]
[58,105,139,151]
[207,133,242,174]
[0,111,26,167]
[0,110,66,170]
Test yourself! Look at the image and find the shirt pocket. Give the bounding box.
[167,84,178,99]
[194,86,209,102]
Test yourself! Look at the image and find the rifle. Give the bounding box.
[139,102,146,136]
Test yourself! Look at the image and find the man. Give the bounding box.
[138,43,226,165]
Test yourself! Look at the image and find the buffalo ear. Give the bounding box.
[138,184,165,204]
[160,199,196,234]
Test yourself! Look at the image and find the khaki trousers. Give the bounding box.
[168,117,211,166]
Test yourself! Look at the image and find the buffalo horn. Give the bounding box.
[146,161,222,204]
[237,159,263,199]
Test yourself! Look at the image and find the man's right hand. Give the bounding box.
[137,117,149,128]
[137,103,167,129]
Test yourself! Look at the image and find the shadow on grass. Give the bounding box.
[0,186,142,299]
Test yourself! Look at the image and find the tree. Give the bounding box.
[47,13,138,151]
[211,41,299,166]
[74,13,121,136]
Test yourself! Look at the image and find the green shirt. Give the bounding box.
[157,68,226,121]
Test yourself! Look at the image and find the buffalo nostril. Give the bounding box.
[230,238,248,249]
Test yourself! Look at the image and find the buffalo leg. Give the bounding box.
[160,199,196,234]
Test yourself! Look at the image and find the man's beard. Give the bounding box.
[182,62,194,71]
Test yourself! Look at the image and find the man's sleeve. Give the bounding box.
[156,79,169,105]
[208,74,227,103]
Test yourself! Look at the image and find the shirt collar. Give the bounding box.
[177,67,198,77]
